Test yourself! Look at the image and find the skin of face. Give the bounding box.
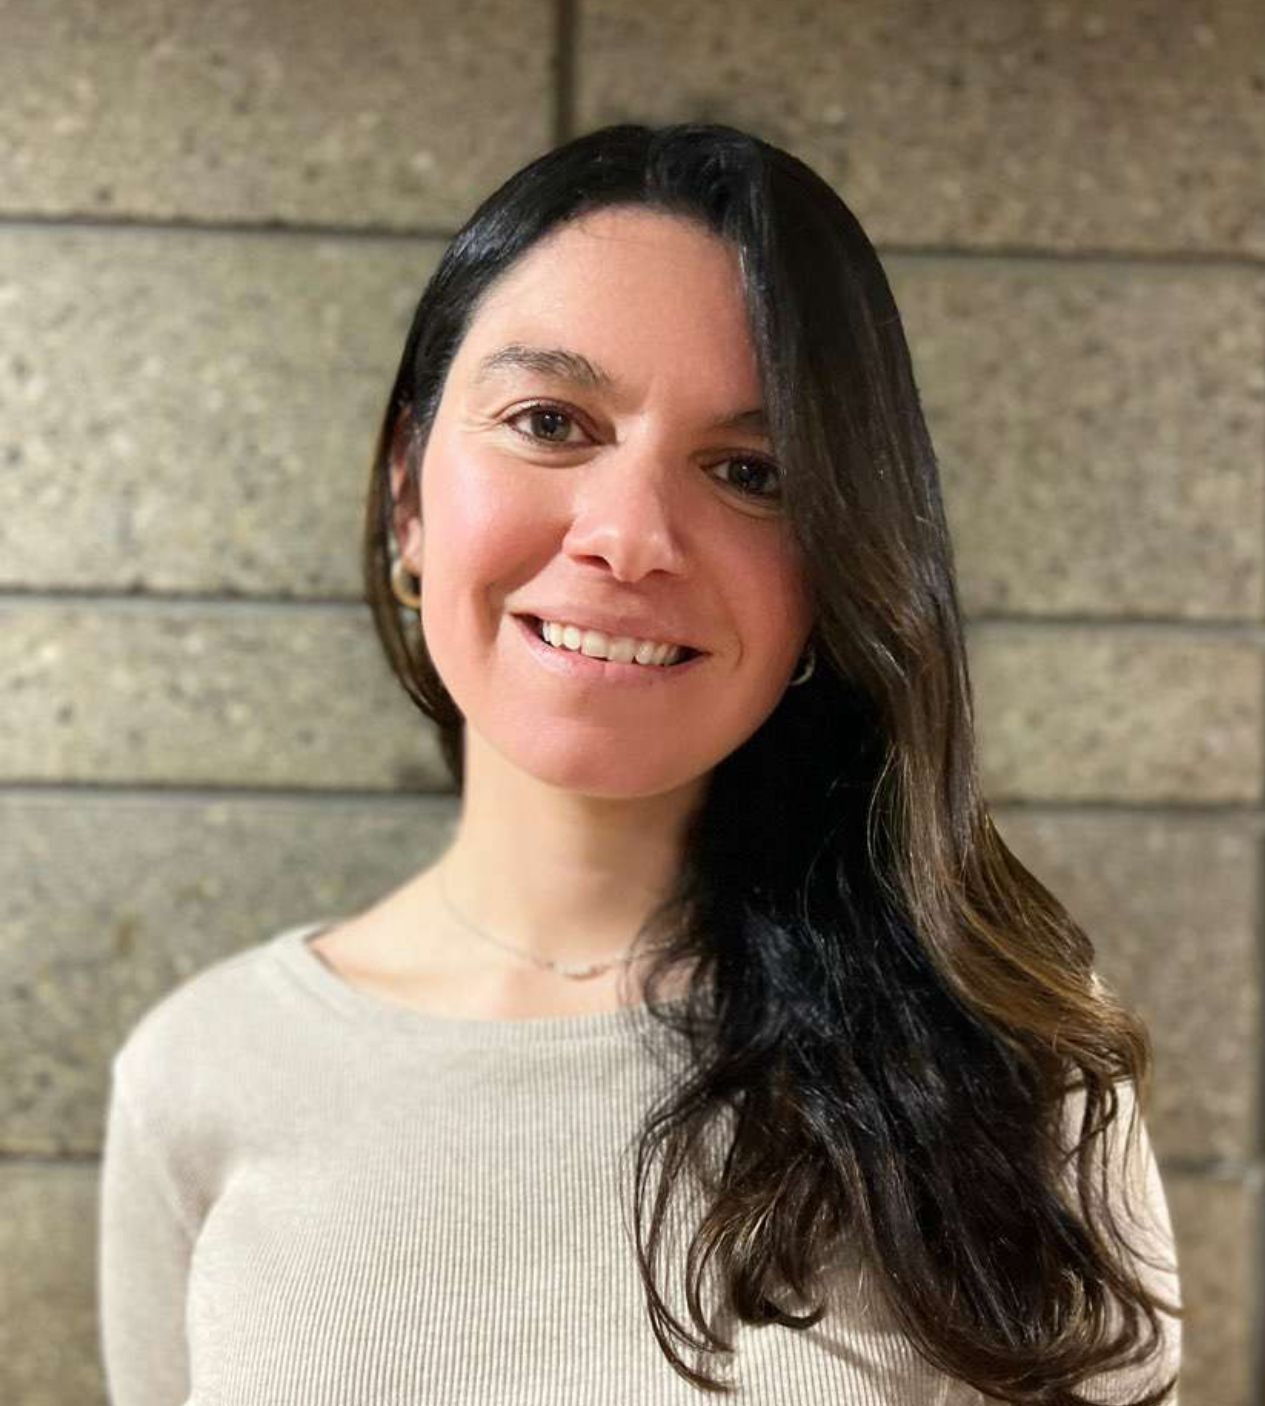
[395,205,815,806]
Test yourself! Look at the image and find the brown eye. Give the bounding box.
[504,402,586,446]
[711,454,783,503]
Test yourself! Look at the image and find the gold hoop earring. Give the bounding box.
[787,639,816,687]
[390,556,421,610]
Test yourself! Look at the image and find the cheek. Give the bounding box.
[422,442,495,552]
[418,440,554,662]
[422,441,528,579]
[733,533,814,653]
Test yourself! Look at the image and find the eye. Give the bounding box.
[502,401,589,448]
[709,454,783,504]
[501,401,783,505]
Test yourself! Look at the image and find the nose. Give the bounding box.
[558,442,690,583]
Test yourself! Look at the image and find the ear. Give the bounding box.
[387,410,424,572]
[398,513,424,574]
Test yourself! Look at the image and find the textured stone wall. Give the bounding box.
[1,2,1261,1402]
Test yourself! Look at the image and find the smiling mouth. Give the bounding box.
[518,614,703,666]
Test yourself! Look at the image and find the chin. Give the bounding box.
[501,730,709,801]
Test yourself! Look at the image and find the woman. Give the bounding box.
[99,123,1182,1404]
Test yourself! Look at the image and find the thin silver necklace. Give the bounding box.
[435,866,669,981]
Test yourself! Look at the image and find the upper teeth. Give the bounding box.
[536,618,687,667]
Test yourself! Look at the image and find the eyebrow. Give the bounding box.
[472,342,769,435]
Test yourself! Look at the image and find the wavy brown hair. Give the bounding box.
[360,123,1181,1403]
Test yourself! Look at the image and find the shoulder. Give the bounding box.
[104,924,313,1233]
[1057,1077,1183,1400]
[1054,1077,1174,1244]
[1057,1078,1161,1197]
[110,923,305,1112]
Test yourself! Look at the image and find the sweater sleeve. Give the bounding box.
[1066,1080,1184,1405]
[97,1065,194,1406]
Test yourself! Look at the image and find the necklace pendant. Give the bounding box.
[554,960,609,980]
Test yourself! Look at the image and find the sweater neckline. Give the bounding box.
[269,920,688,1046]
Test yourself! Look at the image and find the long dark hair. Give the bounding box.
[361,123,1180,1404]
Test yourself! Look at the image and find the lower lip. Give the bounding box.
[512,614,709,686]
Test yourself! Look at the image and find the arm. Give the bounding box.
[97,1069,194,1406]
[1067,1080,1184,1405]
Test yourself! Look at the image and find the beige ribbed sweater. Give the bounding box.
[97,920,1181,1405]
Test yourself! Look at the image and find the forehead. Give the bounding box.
[494,204,736,283]
[450,208,762,397]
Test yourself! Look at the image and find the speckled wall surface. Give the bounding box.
[0,2,1261,1402]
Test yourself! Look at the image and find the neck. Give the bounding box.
[426,729,709,970]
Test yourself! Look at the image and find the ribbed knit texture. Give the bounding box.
[97,921,1182,1405]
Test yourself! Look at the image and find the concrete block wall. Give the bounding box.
[1,2,1260,1402]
